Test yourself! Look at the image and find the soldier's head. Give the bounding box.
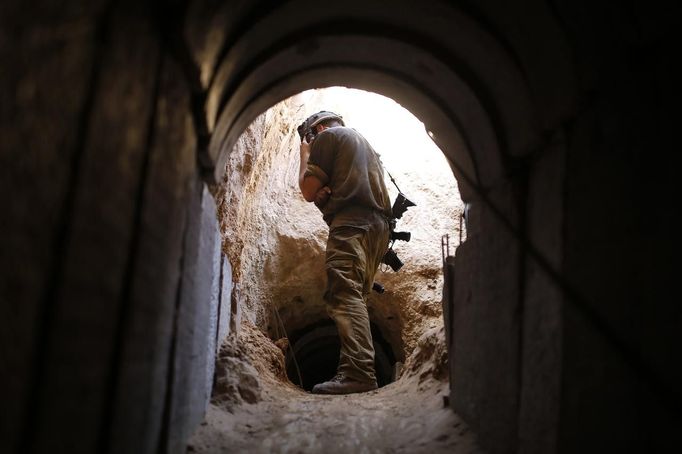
[312,113,344,132]
[297,110,344,142]
[314,118,342,132]
[307,110,344,127]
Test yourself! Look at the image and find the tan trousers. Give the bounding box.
[324,214,389,384]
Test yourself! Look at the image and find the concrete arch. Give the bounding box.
[201,0,540,199]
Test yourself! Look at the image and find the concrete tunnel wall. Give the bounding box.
[1,1,680,453]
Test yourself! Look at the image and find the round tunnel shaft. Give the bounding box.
[285,322,396,391]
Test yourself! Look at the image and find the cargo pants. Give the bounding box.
[324,212,390,384]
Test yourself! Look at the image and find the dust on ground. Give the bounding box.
[187,322,483,454]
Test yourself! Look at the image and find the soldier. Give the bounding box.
[297,111,392,394]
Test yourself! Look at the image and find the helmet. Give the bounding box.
[305,110,345,128]
[297,110,345,141]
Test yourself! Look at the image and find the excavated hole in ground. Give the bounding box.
[283,319,397,391]
[192,88,480,453]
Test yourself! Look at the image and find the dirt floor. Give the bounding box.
[187,324,483,454]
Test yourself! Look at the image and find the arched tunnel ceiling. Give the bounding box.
[214,68,485,201]
[188,0,551,197]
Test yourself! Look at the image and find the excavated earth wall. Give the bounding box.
[213,89,464,365]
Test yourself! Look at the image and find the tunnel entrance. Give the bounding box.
[199,86,470,452]
[213,86,463,398]
[284,320,396,391]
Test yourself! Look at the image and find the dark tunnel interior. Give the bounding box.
[285,321,396,391]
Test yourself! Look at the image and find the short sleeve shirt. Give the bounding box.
[305,126,392,227]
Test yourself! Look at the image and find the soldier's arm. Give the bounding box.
[299,136,332,203]
[298,138,323,201]
[300,175,324,202]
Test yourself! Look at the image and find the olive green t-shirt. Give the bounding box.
[305,126,392,227]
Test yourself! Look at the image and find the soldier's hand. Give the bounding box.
[314,186,332,208]
[299,136,311,159]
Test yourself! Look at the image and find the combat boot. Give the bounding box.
[311,374,378,395]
